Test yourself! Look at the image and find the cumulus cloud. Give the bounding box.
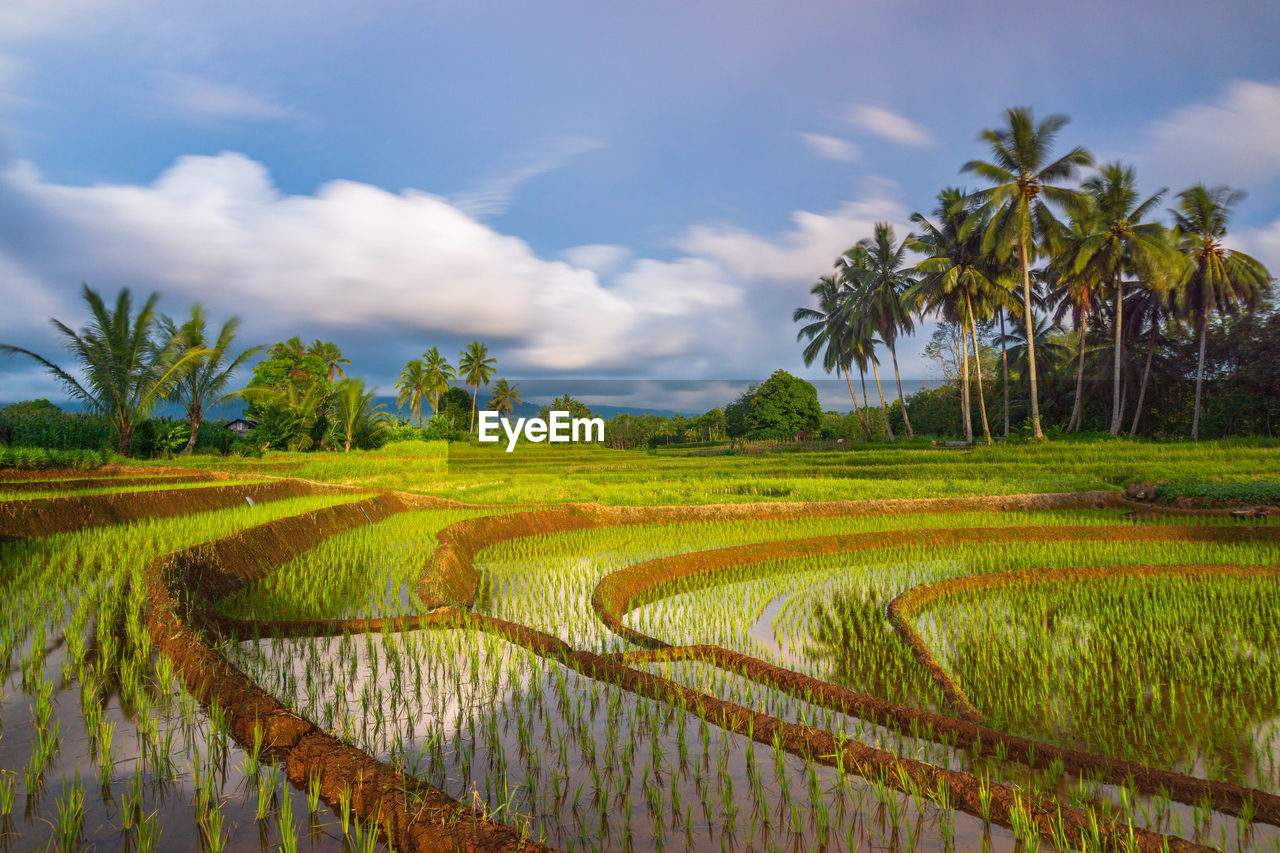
[152,72,299,124]
[676,191,909,281]
[798,132,859,162]
[0,151,919,389]
[845,105,934,147]
[451,136,602,218]
[1139,79,1280,189]
[559,244,632,276]
[1237,218,1280,278]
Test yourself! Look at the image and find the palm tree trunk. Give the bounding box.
[1068,310,1087,433]
[959,324,973,443]
[842,365,872,441]
[1109,272,1124,435]
[117,422,133,457]
[182,403,202,454]
[1129,344,1153,437]
[469,385,478,432]
[1192,311,1208,441]
[1019,240,1043,440]
[889,344,914,439]
[966,291,992,445]
[1000,308,1009,439]
[859,369,870,415]
[870,358,894,442]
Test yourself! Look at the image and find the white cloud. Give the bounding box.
[559,244,632,276]
[798,132,859,162]
[153,72,299,124]
[676,192,909,282]
[1237,218,1280,278]
[0,151,918,384]
[0,0,107,39]
[1140,79,1280,189]
[845,105,934,147]
[452,136,602,218]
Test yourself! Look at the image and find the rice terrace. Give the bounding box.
[2,3,1280,851]
[0,437,1278,853]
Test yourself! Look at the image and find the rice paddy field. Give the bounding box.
[1,437,1278,852]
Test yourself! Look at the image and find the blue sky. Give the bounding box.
[1,0,1278,405]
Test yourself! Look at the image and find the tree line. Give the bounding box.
[795,107,1274,443]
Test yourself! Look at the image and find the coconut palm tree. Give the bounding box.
[489,378,522,416]
[1122,284,1175,437]
[962,107,1093,440]
[1049,206,1105,433]
[329,378,388,452]
[421,347,456,417]
[844,223,918,438]
[309,340,351,383]
[846,301,895,442]
[0,285,205,456]
[458,341,497,432]
[1069,163,1177,434]
[794,275,873,441]
[159,306,262,454]
[908,189,1010,444]
[396,359,431,426]
[1169,184,1272,440]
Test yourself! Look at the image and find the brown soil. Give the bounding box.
[0,472,222,493]
[0,478,362,539]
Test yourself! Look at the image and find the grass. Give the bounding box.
[157,436,1280,505]
[3,438,1280,851]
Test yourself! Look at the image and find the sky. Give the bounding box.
[1,0,1278,407]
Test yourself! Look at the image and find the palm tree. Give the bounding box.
[396,360,431,426]
[908,189,1009,444]
[845,223,918,438]
[489,378,522,416]
[994,312,1072,404]
[1049,207,1105,433]
[847,306,895,442]
[793,275,872,440]
[160,306,262,454]
[0,285,205,456]
[1169,184,1272,440]
[309,340,350,383]
[963,107,1093,439]
[1069,163,1176,435]
[1122,284,1175,437]
[421,347,456,417]
[329,378,388,452]
[458,341,497,432]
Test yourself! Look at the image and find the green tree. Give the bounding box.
[908,189,1009,444]
[458,341,497,432]
[1170,184,1273,440]
[0,285,204,455]
[437,386,473,431]
[160,305,262,454]
[1070,163,1177,434]
[421,347,456,416]
[793,275,871,440]
[396,360,431,426]
[845,223,919,438]
[736,370,821,437]
[309,340,351,383]
[488,378,522,416]
[963,107,1093,439]
[328,378,388,452]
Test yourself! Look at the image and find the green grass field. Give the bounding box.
[2,439,1279,852]
[160,436,1280,505]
